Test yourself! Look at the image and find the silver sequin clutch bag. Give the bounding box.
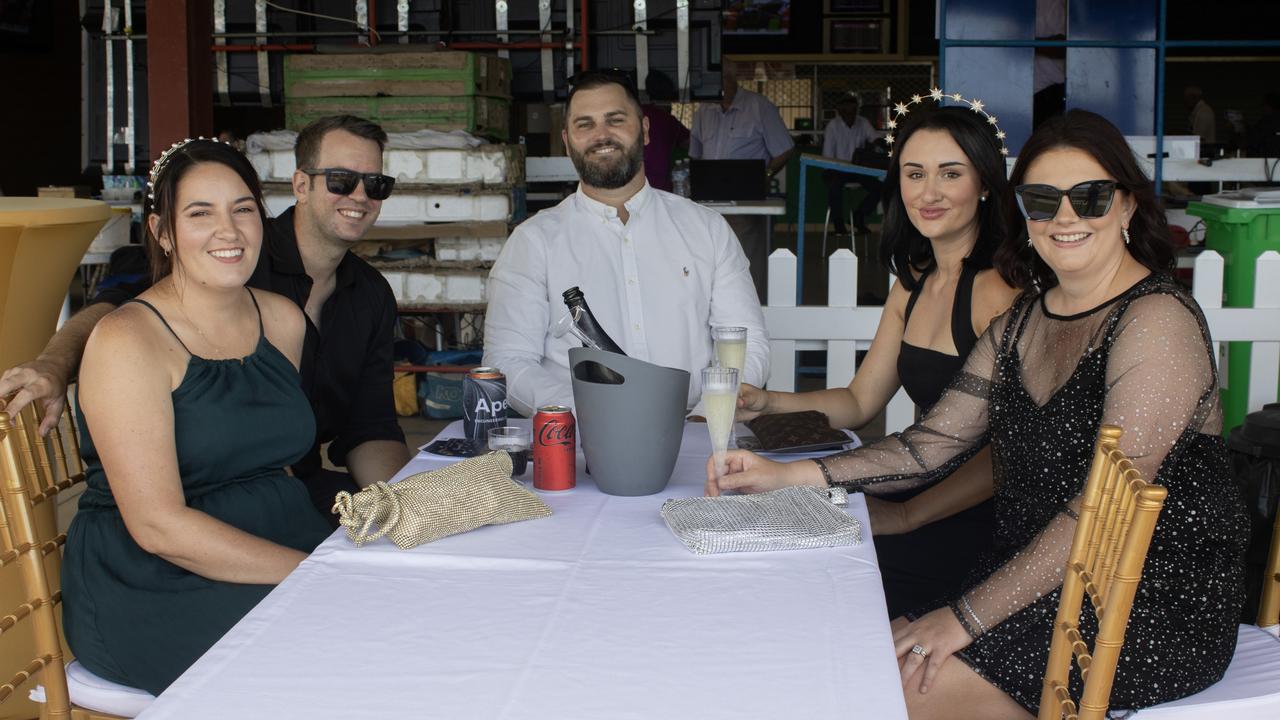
[660,486,862,555]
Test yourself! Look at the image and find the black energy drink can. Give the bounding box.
[463,367,508,451]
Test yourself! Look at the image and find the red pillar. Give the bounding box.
[145,0,213,157]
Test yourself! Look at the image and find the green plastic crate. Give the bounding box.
[284,51,511,99]
[286,95,511,140]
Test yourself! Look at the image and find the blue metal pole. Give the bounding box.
[1155,0,1167,196]
[797,164,807,305]
[938,0,948,90]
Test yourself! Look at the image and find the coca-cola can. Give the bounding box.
[533,405,576,491]
[463,367,507,451]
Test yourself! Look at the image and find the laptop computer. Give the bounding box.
[689,159,767,202]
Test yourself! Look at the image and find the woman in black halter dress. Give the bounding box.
[736,106,1020,617]
[711,111,1247,717]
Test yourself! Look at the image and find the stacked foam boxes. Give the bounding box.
[271,50,519,315]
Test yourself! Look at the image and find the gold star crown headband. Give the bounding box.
[886,87,1009,158]
[146,136,234,202]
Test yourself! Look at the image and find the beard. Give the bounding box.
[568,135,644,190]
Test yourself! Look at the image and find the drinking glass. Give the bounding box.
[712,326,748,374]
[701,366,740,484]
[488,426,531,479]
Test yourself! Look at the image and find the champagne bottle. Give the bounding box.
[562,287,625,384]
[562,287,625,355]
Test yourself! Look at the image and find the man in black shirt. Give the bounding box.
[0,115,410,519]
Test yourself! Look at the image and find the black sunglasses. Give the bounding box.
[300,167,396,201]
[1014,180,1119,222]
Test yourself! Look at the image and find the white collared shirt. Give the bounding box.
[822,114,877,163]
[689,88,795,162]
[483,181,770,416]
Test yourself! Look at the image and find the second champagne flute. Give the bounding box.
[701,366,739,484]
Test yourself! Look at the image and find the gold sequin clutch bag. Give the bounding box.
[332,452,552,549]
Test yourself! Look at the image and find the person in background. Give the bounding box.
[1246,91,1280,158]
[709,109,1246,718]
[1186,85,1217,145]
[484,70,768,417]
[641,69,690,193]
[738,105,1020,619]
[822,91,881,236]
[62,139,332,694]
[0,115,412,522]
[689,61,795,297]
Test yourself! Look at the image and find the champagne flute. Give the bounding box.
[551,308,602,350]
[712,326,747,375]
[701,366,739,485]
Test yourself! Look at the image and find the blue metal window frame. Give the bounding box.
[938,0,1280,196]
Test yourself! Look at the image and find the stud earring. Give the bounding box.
[1026,236,1033,247]
[1122,228,1131,245]
[980,194,988,202]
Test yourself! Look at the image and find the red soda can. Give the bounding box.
[533,405,576,491]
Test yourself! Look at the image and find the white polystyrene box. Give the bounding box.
[262,190,510,224]
[402,271,487,304]
[87,210,132,254]
[378,271,408,304]
[435,237,506,262]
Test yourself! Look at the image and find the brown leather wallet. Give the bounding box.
[745,411,851,453]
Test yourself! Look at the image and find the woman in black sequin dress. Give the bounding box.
[707,110,1248,718]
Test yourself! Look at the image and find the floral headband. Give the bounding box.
[145,136,235,202]
[886,87,1009,158]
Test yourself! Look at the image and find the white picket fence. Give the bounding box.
[762,248,1280,434]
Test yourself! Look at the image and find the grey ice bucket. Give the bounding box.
[569,347,690,496]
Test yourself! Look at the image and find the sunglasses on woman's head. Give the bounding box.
[1014,180,1119,222]
[300,168,396,201]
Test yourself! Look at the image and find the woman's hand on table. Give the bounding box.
[891,606,973,695]
[704,450,827,496]
[735,383,769,422]
[866,496,912,535]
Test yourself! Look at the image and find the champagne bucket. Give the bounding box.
[569,347,690,496]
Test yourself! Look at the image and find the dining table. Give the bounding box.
[139,419,908,719]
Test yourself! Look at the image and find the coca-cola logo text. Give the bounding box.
[537,421,575,446]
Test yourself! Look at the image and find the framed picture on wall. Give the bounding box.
[722,1,792,36]
[824,18,891,53]
[825,0,890,13]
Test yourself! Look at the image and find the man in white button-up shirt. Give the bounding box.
[822,92,881,235]
[483,71,769,416]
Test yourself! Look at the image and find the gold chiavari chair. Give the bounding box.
[1038,425,1168,720]
[1259,508,1280,632]
[0,400,133,720]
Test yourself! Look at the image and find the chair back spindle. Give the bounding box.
[1039,425,1168,720]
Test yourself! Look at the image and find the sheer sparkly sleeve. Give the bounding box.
[811,305,1010,494]
[949,288,1221,638]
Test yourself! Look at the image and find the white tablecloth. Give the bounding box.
[140,421,907,719]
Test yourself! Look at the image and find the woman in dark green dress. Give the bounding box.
[62,139,331,695]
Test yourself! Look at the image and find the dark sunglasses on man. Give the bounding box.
[299,167,396,201]
[1014,180,1120,222]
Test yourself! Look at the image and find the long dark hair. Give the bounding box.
[145,140,269,283]
[878,106,1010,291]
[994,109,1172,290]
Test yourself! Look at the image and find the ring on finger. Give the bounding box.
[910,644,929,659]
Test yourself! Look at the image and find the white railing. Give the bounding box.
[762,248,1280,434]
